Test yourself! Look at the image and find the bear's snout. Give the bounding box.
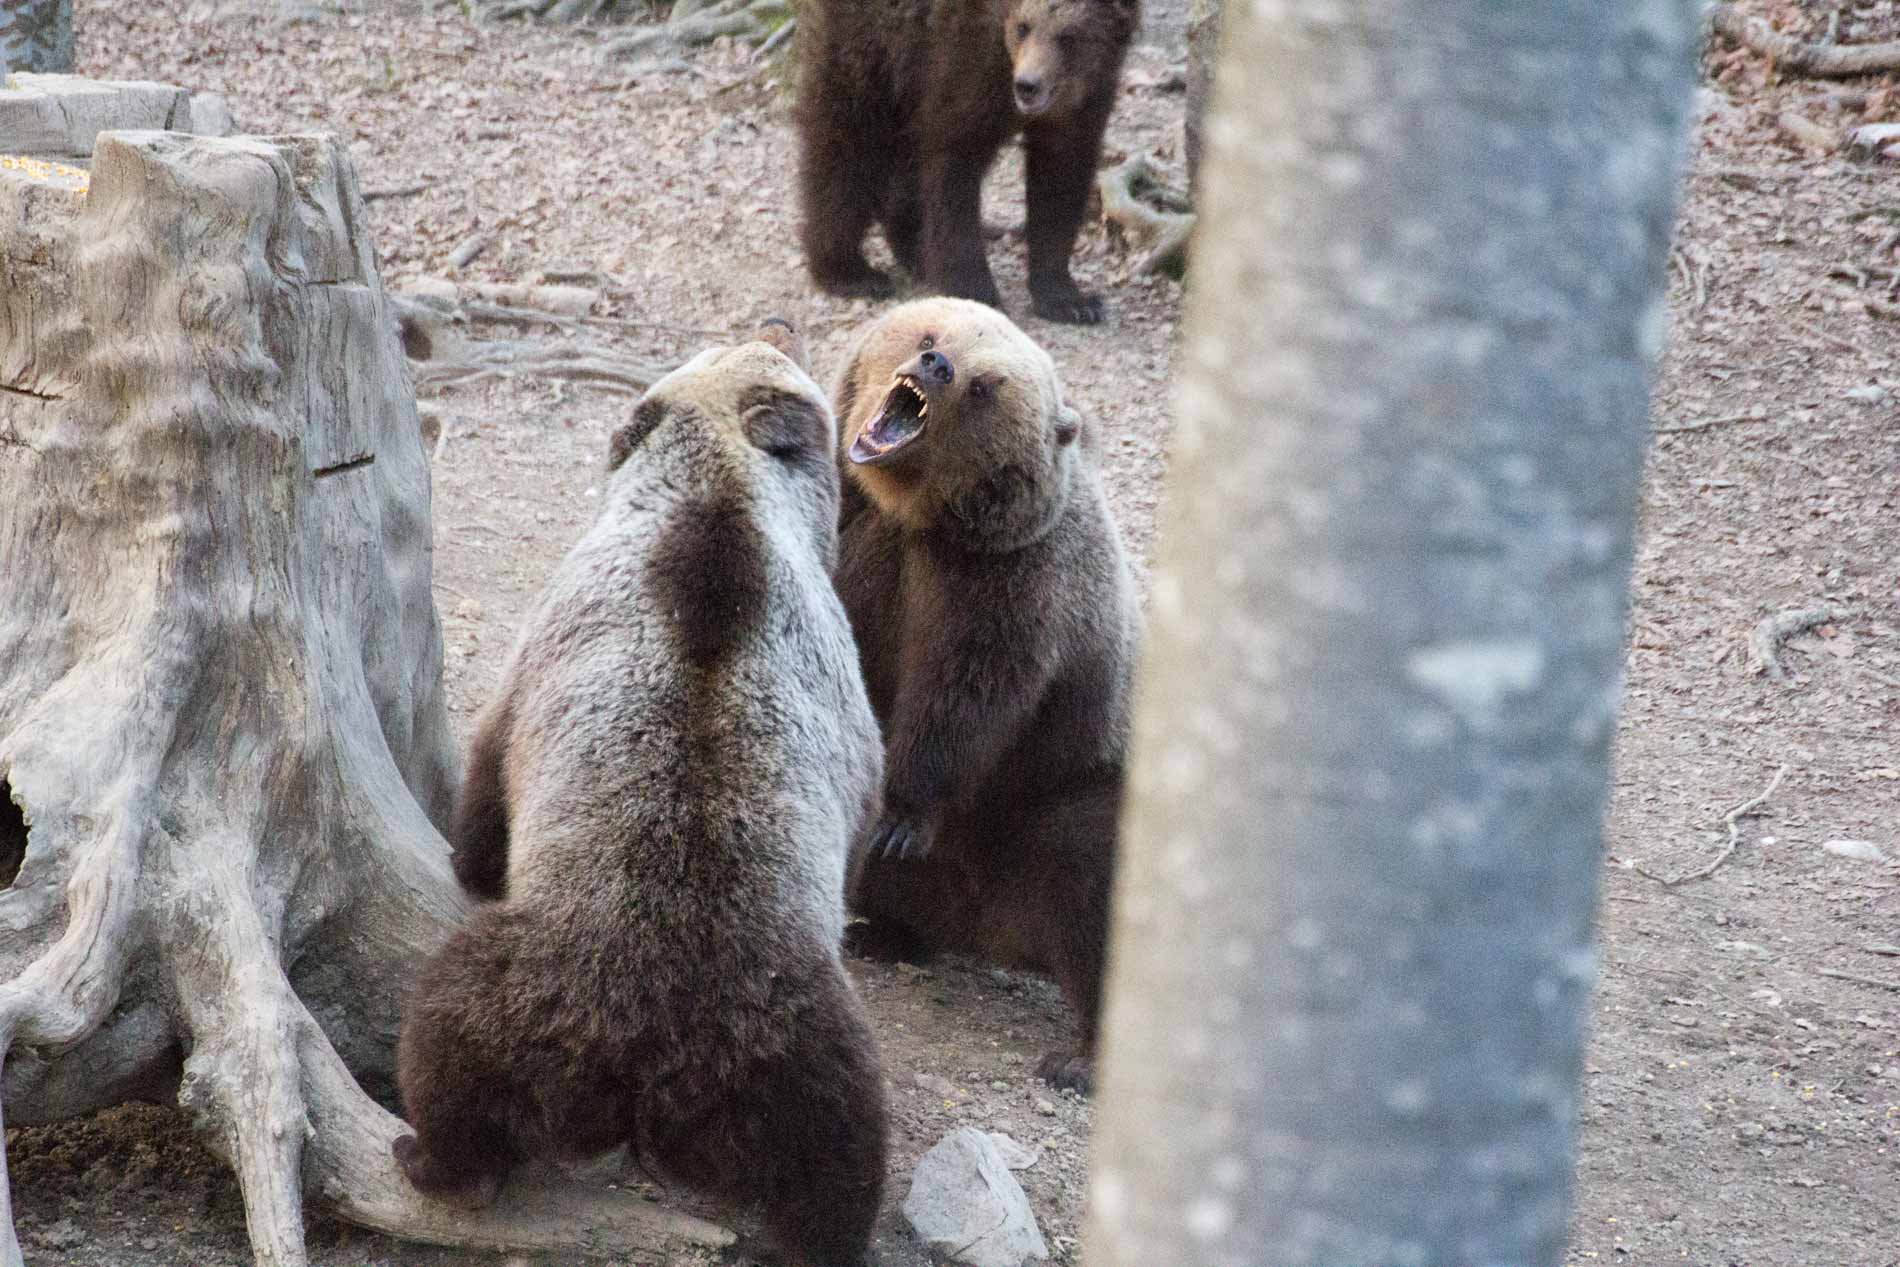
[1013,75,1049,115]
[916,349,954,387]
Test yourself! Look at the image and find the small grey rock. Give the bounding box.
[1738,1121,1765,1141]
[1822,839,1889,864]
[986,1131,1041,1170]
[903,1128,1049,1267]
[914,1071,960,1099]
[1033,1097,1056,1116]
[33,1220,85,1250]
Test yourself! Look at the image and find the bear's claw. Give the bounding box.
[1031,288,1106,325]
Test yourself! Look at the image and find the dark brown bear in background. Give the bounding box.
[795,0,1141,325]
[830,299,1140,1091]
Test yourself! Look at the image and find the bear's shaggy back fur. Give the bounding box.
[395,329,889,1266]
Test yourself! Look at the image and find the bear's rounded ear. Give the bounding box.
[744,390,831,462]
[754,317,812,375]
[1055,403,1081,447]
[607,396,667,472]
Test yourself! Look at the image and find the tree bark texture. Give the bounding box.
[1085,3,1699,1266]
[0,128,732,1266]
[0,0,71,75]
[1182,0,1220,197]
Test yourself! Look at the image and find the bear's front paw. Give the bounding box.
[869,812,937,860]
[1031,285,1106,325]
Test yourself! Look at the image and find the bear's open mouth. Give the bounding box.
[848,376,929,465]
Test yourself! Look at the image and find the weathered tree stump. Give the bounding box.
[0,128,733,1266]
[0,71,232,156]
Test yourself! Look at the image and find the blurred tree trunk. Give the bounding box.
[0,0,72,73]
[1087,3,1699,1265]
[1183,0,1219,196]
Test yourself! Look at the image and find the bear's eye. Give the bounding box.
[919,334,935,351]
[1056,30,1079,51]
[1015,20,1030,38]
[969,378,995,401]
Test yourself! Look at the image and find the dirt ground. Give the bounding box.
[7,0,1898,1264]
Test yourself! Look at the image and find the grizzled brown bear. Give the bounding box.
[395,321,889,1267]
[829,298,1140,1090]
[795,0,1141,325]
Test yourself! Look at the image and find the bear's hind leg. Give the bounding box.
[979,789,1118,1093]
[656,979,887,1266]
[393,925,526,1207]
[756,1014,888,1267]
[392,1130,508,1211]
[391,1034,518,1210]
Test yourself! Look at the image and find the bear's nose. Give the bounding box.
[1014,77,1042,103]
[918,349,954,386]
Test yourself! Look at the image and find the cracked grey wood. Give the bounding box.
[0,128,732,1267]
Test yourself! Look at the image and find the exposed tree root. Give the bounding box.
[1710,3,1900,79]
[412,339,666,396]
[1633,764,1790,888]
[600,0,792,63]
[392,282,684,398]
[480,0,652,22]
[1098,155,1195,279]
[1748,605,1840,680]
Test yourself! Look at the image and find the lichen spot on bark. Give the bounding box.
[1406,638,1547,721]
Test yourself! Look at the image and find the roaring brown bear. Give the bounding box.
[829,298,1140,1090]
[395,321,890,1267]
[795,0,1142,325]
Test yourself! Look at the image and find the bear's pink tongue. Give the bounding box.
[849,377,928,465]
